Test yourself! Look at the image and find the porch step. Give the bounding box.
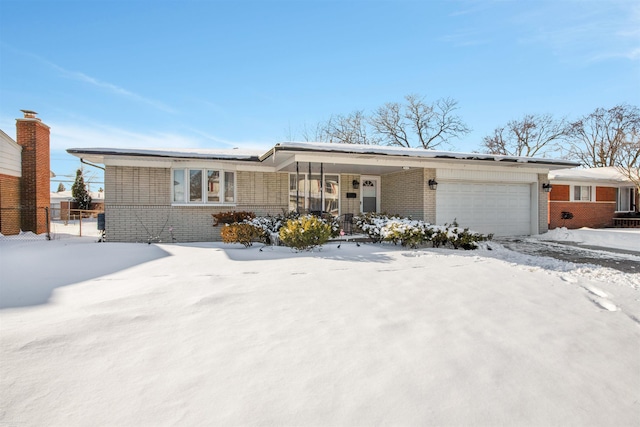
[613,218,640,228]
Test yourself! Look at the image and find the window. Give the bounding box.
[289,173,339,215]
[173,169,235,204]
[573,185,592,201]
[617,187,635,212]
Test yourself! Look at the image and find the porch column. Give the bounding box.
[308,162,311,214]
[320,162,324,214]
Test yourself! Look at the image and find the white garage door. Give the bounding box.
[436,182,532,236]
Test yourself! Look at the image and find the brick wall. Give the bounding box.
[424,169,436,224]
[105,166,289,242]
[549,201,616,229]
[16,116,50,234]
[538,174,549,234]
[340,174,361,215]
[548,184,618,229]
[0,174,21,235]
[381,168,426,219]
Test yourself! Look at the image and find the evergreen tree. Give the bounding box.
[72,168,92,210]
[56,182,66,192]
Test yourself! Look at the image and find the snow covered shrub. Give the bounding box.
[243,211,300,244]
[430,226,450,248]
[220,223,260,247]
[430,223,492,250]
[380,219,431,248]
[448,227,493,250]
[279,215,332,250]
[355,213,401,243]
[319,213,341,238]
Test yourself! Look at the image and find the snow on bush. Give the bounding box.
[355,213,491,249]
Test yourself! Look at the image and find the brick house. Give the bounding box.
[67,142,579,243]
[548,167,639,229]
[0,111,51,235]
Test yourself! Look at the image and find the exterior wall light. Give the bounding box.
[428,179,438,190]
[542,183,553,193]
[352,179,360,189]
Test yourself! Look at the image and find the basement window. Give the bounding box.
[173,169,235,205]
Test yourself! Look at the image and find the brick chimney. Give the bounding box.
[16,110,50,234]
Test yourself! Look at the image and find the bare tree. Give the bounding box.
[567,104,640,168]
[482,114,569,157]
[370,95,470,149]
[321,111,380,145]
[616,130,640,190]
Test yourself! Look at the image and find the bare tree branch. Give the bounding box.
[370,95,470,149]
[567,104,640,168]
[369,102,410,147]
[318,111,380,145]
[482,113,569,157]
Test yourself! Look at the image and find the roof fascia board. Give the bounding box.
[285,151,557,173]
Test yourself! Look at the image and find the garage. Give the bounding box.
[436,182,532,236]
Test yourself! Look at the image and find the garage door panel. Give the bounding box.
[436,182,531,236]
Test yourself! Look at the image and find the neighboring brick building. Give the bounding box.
[0,110,51,235]
[548,167,639,229]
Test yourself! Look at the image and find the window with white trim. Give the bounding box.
[173,169,235,204]
[289,173,339,214]
[617,187,635,212]
[573,185,592,201]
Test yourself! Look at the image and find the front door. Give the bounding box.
[361,176,379,213]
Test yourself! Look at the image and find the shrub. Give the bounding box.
[220,223,260,247]
[380,219,433,248]
[212,211,255,226]
[244,211,299,244]
[355,213,491,250]
[355,213,400,243]
[279,215,332,250]
[449,227,493,250]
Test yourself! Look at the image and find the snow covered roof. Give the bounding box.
[67,141,580,168]
[264,141,580,167]
[549,167,635,184]
[66,147,264,161]
[51,190,105,202]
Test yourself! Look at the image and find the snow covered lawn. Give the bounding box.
[1,237,639,426]
[535,227,640,252]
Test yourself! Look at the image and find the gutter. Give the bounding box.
[80,158,105,171]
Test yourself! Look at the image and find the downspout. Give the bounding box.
[296,162,299,214]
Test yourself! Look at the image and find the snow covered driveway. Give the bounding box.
[1,238,639,426]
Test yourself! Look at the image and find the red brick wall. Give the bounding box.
[16,118,50,234]
[550,184,569,201]
[0,174,21,235]
[549,201,616,229]
[596,186,616,202]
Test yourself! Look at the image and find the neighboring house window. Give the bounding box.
[289,173,339,215]
[173,169,235,204]
[573,185,592,201]
[617,187,636,212]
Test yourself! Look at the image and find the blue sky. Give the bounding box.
[1,0,638,191]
